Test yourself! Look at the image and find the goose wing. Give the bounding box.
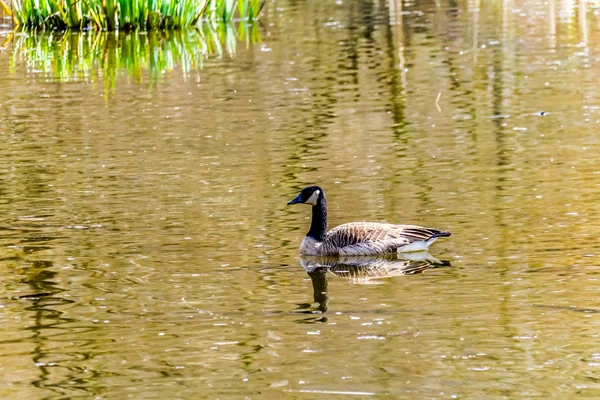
[321,222,449,255]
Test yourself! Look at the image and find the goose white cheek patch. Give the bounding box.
[306,190,320,205]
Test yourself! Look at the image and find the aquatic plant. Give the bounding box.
[0,0,14,19]
[9,21,260,88]
[8,0,263,31]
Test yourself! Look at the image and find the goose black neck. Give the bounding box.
[307,195,327,241]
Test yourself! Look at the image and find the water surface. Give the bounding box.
[1,0,600,397]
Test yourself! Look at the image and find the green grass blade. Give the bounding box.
[10,0,263,30]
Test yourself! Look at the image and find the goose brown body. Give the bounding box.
[317,222,449,256]
[288,186,451,256]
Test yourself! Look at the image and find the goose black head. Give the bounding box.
[287,186,323,206]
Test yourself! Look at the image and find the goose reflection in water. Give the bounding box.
[298,252,451,314]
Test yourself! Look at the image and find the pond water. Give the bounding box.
[1,0,600,397]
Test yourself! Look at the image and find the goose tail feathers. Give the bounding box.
[397,228,451,253]
[431,230,451,238]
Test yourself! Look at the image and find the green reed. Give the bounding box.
[10,0,263,30]
[10,22,260,87]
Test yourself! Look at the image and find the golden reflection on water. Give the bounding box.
[1,0,600,397]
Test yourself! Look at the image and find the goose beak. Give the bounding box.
[287,193,303,205]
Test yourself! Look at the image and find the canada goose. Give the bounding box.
[288,186,451,256]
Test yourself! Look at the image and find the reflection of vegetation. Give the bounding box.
[9,0,263,30]
[10,22,260,85]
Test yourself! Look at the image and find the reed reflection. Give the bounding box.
[299,252,450,313]
[7,22,260,87]
[15,261,86,396]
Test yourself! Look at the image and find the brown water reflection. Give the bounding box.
[300,253,450,313]
[2,0,600,397]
